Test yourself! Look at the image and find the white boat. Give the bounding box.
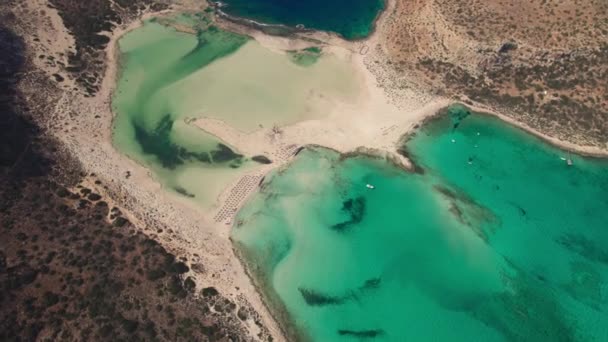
[366,184,375,189]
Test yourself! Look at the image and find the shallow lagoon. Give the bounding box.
[233,106,608,341]
[112,16,359,208]
[218,0,385,40]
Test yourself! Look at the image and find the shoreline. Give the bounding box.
[466,103,608,159]
[230,242,308,342]
[399,102,608,160]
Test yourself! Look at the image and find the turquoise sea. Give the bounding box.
[233,105,608,341]
[217,0,385,40]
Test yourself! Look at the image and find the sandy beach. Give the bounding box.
[13,0,607,340]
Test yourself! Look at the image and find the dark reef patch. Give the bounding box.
[433,185,497,242]
[298,277,380,308]
[396,147,425,174]
[338,329,384,338]
[252,155,272,164]
[132,114,243,169]
[133,115,192,169]
[299,288,345,306]
[449,105,472,130]
[304,46,322,54]
[556,233,608,265]
[174,186,195,198]
[211,143,243,164]
[287,46,323,66]
[360,277,381,291]
[331,196,366,231]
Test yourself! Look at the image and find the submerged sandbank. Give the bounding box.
[233,106,608,341]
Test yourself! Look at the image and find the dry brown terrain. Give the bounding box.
[377,0,608,148]
[0,174,271,341]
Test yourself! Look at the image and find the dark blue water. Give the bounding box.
[217,0,385,40]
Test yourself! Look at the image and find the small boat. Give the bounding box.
[366,184,375,189]
[451,139,456,143]
[567,159,573,166]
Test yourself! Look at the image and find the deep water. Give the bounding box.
[233,105,608,341]
[218,0,385,40]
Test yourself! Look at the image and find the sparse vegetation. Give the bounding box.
[380,0,608,148]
